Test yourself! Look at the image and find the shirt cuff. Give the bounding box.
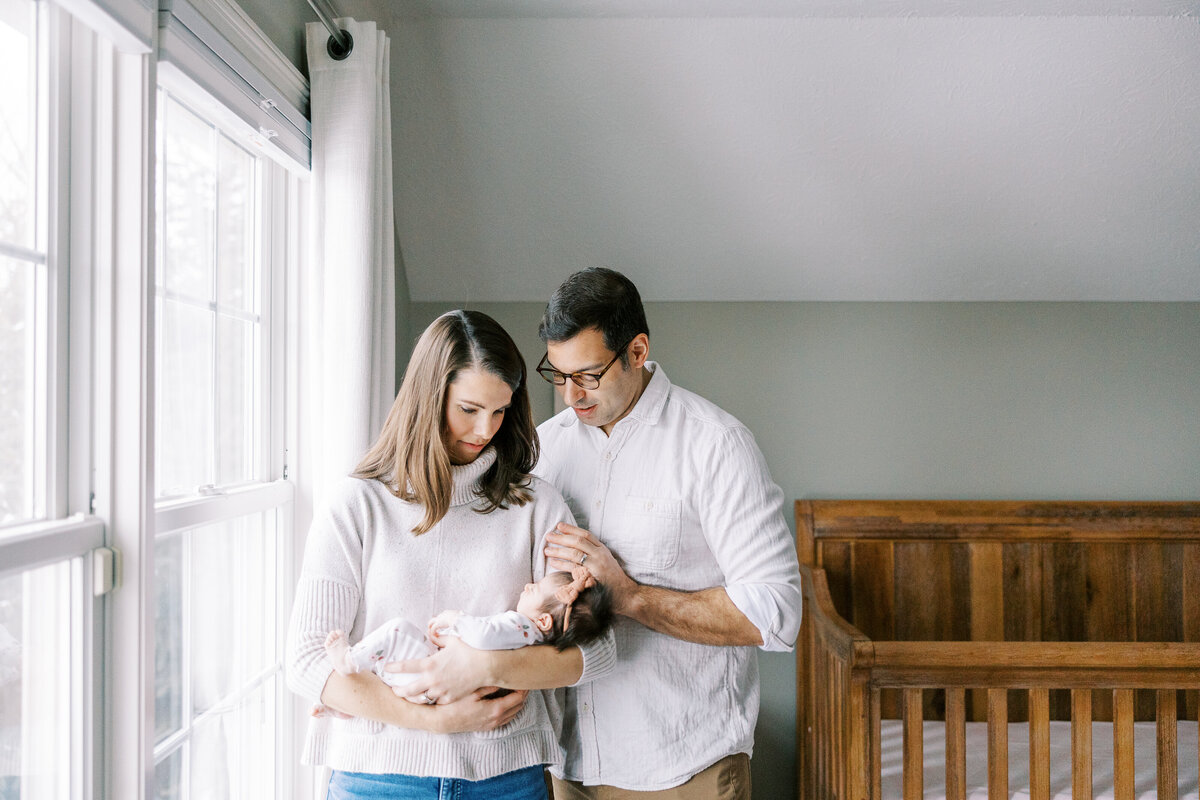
[725,584,801,652]
[571,626,617,685]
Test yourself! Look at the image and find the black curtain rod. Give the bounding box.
[307,0,353,60]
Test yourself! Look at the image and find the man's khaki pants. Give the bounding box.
[549,754,751,800]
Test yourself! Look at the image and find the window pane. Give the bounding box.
[191,512,276,716]
[154,511,280,799]
[160,97,215,302]
[154,531,184,745]
[0,256,34,525]
[189,679,276,800]
[156,297,214,496]
[154,747,182,800]
[215,317,255,486]
[0,561,74,800]
[216,136,255,314]
[156,91,265,495]
[0,1,38,250]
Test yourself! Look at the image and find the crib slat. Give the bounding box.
[872,688,882,800]
[1071,689,1092,800]
[1114,690,1134,800]
[850,675,869,800]
[988,689,1008,800]
[946,688,966,800]
[820,650,830,797]
[904,689,924,800]
[834,661,844,799]
[1157,690,1178,800]
[1030,688,1050,800]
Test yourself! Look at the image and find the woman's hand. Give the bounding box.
[387,636,492,704]
[319,669,524,733]
[423,688,527,734]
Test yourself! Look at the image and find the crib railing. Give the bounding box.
[799,564,1200,800]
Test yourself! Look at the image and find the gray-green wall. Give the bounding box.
[235,0,317,75]
[410,301,1200,798]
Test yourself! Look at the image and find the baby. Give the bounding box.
[314,567,611,717]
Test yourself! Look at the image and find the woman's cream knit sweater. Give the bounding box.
[285,449,615,779]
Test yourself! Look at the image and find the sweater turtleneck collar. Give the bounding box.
[449,447,498,507]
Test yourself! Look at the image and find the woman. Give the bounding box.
[286,310,612,799]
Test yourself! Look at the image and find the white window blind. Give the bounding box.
[158,0,311,171]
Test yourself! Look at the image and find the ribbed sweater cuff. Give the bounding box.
[573,633,617,686]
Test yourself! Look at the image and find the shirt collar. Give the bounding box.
[555,361,671,429]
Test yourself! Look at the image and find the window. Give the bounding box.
[0,4,106,800]
[2,0,308,797]
[151,84,298,800]
[0,0,47,527]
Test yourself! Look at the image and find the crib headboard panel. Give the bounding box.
[795,500,1200,646]
[796,500,1200,721]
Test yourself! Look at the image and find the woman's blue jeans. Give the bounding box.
[327,764,548,800]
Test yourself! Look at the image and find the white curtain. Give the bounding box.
[304,18,396,510]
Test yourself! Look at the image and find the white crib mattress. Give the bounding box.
[879,720,1199,800]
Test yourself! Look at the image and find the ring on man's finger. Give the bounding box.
[579,553,588,565]
[419,693,435,704]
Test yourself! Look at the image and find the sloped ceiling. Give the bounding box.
[364,0,1200,300]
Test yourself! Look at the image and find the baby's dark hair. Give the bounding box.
[540,571,614,651]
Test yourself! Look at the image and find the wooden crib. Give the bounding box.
[796,500,1200,800]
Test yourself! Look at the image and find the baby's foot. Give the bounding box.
[324,630,352,674]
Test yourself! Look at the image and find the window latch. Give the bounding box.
[93,547,121,596]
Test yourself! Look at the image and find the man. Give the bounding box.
[532,267,802,798]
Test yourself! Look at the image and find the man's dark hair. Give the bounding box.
[543,579,615,651]
[538,268,649,363]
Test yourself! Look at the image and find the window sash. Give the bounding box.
[155,479,292,534]
[0,516,105,579]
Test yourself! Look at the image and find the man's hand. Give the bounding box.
[547,522,763,647]
[545,522,638,612]
[387,636,492,704]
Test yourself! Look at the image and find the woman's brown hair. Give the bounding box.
[353,310,538,533]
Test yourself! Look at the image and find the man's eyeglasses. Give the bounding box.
[536,340,632,390]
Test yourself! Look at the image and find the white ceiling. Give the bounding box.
[390,1,1200,19]
[370,1,1200,301]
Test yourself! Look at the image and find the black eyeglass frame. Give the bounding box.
[535,339,634,389]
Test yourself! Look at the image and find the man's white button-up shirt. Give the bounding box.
[536,363,803,791]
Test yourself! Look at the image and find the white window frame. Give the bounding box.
[2,0,310,795]
[0,5,134,800]
[148,58,303,800]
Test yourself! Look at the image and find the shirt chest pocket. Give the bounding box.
[613,495,683,572]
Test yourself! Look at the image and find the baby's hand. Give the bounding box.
[427,610,462,642]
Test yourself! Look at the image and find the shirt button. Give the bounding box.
[594,500,602,508]
[582,703,590,713]
[603,452,612,460]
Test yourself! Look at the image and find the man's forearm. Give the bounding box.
[619,585,763,647]
[483,643,584,689]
